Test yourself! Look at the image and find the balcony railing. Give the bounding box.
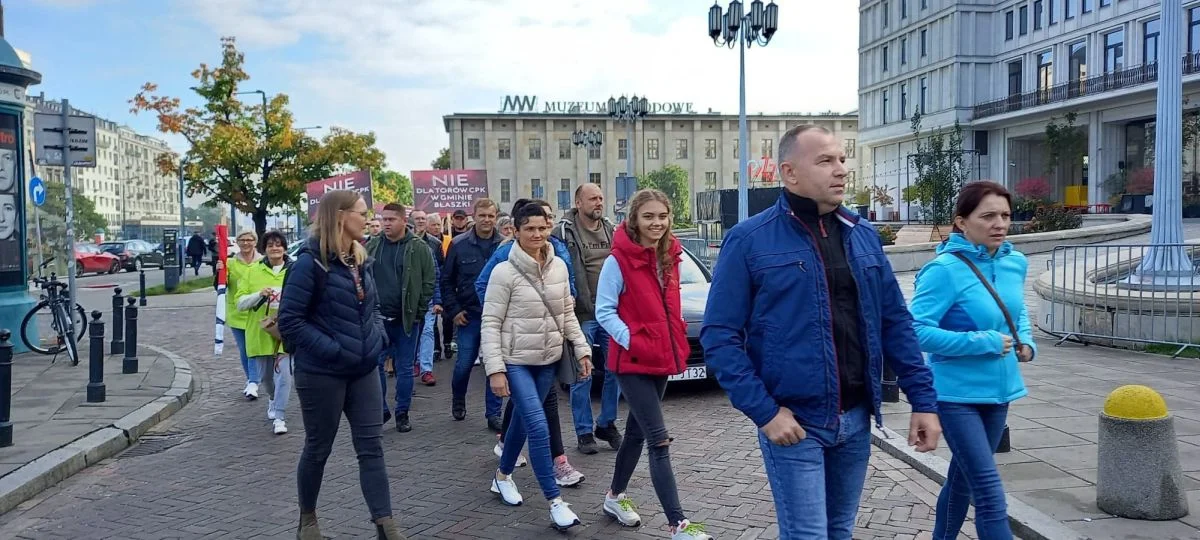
[973,52,1200,120]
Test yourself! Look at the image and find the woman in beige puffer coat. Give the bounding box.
[481,203,592,531]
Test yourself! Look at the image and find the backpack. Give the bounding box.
[278,253,327,355]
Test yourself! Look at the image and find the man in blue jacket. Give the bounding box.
[700,125,942,539]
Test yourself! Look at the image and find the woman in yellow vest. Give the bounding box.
[218,230,262,400]
[236,230,293,435]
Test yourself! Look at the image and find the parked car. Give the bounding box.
[98,240,165,272]
[74,244,122,276]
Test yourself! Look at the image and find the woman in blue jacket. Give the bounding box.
[909,181,1035,540]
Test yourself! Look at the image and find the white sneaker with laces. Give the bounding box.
[490,473,523,506]
[553,457,584,487]
[272,419,287,434]
[603,493,641,527]
[493,441,528,467]
[671,520,713,540]
[245,382,259,400]
[549,498,581,531]
[267,400,276,420]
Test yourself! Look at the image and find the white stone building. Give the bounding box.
[443,96,860,215]
[858,0,1189,219]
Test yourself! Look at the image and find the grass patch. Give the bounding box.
[143,276,214,297]
[1144,343,1200,359]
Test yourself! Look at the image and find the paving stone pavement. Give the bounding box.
[0,306,976,540]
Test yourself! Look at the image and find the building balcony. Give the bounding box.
[973,53,1200,120]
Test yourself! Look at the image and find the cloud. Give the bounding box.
[178,0,859,174]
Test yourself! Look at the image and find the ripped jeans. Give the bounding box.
[608,373,686,526]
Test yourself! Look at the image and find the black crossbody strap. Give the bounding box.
[950,252,1022,349]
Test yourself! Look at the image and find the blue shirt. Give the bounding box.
[593,256,629,349]
[475,237,577,303]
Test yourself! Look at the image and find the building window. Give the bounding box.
[1191,8,1200,53]
[1005,11,1014,40]
[900,83,909,120]
[901,0,907,19]
[561,178,571,192]
[882,1,889,27]
[618,138,628,160]
[590,173,601,186]
[467,138,480,160]
[900,37,908,64]
[1037,50,1054,100]
[531,178,543,198]
[1049,0,1057,24]
[761,138,774,158]
[1100,0,1110,7]
[528,137,542,159]
[882,45,889,71]
[498,139,511,159]
[1019,4,1029,35]
[920,29,928,57]
[1008,60,1023,96]
[1064,0,1072,19]
[882,89,890,123]
[705,171,718,190]
[1034,0,1043,30]
[845,139,857,158]
[733,172,739,185]
[558,139,571,159]
[559,178,571,208]
[588,145,601,160]
[1068,42,1086,97]
[921,0,927,8]
[1104,29,1124,73]
[675,139,688,159]
[1082,0,1092,14]
[1144,18,1160,65]
[733,139,739,159]
[501,178,511,202]
[705,139,717,159]
[919,77,928,114]
[647,139,660,160]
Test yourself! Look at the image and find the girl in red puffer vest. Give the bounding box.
[594,189,712,540]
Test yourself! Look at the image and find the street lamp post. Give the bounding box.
[708,0,779,223]
[607,95,648,180]
[571,129,604,192]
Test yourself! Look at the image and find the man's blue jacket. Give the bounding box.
[700,192,938,430]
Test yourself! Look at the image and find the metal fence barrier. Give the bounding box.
[679,237,721,270]
[1041,243,1200,356]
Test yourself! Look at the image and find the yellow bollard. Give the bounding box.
[1096,385,1189,520]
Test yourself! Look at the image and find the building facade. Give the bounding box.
[444,97,860,216]
[28,93,180,238]
[859,0,1188,219]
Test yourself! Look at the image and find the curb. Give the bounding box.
[0,344,195,515]
[871,426,1087,540]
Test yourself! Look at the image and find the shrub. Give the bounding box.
[1015,177,1052,200]
[1025,203,1083,233]
[1127,168,1154,195]
[877,225,897,246]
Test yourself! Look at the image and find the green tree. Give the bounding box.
[26,181,108,275]
[373,170,413,206]
[129,37,386,240]
[431,147,451,169]
[184,204,223,230]
[909,112,968,225]
[637,164,692,226]
[1044,111,1087,186]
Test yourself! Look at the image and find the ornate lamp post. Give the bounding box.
[607,95,648,179]
[708,0,779,223]
[571,129,603,189]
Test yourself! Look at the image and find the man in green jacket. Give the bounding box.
[367,203,436,433]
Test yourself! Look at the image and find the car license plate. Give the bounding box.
[669,365,707,381]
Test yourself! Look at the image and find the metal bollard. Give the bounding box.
[996,425,1011,453]
[139,270,148,306]
[110,287,125,356]
[87,311,106,403]
[881,364,900,403]
[122,297,138,374]
[0,330,12,447]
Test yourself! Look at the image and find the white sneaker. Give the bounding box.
[490,473,523,506]
[267,400,276,420]
[474,357,481,366]
[245,382,259,400]
[671,520,713,540]
[549,498,581,531]
[272,419,287,434]
[493,441,528,467]
[603,493,641,527]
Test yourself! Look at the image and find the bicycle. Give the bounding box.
[20,257,87,366]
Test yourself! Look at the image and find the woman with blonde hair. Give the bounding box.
[217,230,262,399]
[596,189,711,540]
[277,190,403,540]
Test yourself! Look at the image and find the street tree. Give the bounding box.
[373,170,413,206]
[431,147,451,169]
[184,205,223,231]
[909,111,968,226]
[26,181,107,275]
[129,37,386,240]
[637,164,692,226]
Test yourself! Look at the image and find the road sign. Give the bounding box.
[33,112,97,167]
[29,176,46,206]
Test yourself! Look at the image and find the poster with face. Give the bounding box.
[0,114,20,277]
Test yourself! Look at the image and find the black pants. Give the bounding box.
[499,384,566,458]
[609,374,686,526]
[441,315,455,350]
[295,368,393,521]
[189,255,203,275]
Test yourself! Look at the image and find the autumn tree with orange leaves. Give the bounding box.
[129,37,385,240]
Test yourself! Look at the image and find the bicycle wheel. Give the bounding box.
[56,303,80,366]
[20,301,87,355]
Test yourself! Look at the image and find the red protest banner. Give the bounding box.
[305,170,374,219]
[410,169,488,215]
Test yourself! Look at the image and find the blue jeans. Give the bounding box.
[451,317,502,418]
[230,328,259,384]
[569,320,621,436]
[499,363,560,501]
[417,309,436,374]
[377,319,420,415]
[758,405,872,540]
[934,402,1012,540]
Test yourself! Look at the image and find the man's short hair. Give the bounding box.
[382,203,406,216]
[778,124,833,164]
[473,198,498,213]
[574,183,600,200]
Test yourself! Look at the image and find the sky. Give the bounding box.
[8,0,859,207]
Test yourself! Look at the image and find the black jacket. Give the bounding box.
[185,235,206,257]
[423,233,445,268]
[277,238,386,379]
[440,228,501,322]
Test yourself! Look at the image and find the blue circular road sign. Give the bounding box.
[30,176,46,207]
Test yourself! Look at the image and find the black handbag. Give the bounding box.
[951,252,1031,362]
[513,269,583,384]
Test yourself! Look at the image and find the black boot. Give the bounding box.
[452,397,466,421]
[395,413,411,433]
